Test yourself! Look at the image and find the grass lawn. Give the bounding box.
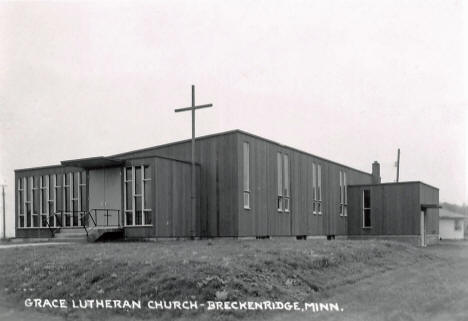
[0,239,437,321]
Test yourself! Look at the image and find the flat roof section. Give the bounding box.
[61,157,124,169]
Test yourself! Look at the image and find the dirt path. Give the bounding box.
[271,240,468,321]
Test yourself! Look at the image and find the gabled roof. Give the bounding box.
[439,208,466,219]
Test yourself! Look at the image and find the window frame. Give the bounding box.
[339,170,348,217]
[17,172,86,229]
[277,152,291,213]
[243,142,251,210]
[124,165,153,227]
[362,189,371,228]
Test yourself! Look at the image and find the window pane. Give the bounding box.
[277,153,282,196]
[19,189,24,213]
[364,209,371,227]
[126,211,133,225]
[317,165,322,200]
[41,215,48,227]
[125,183,132,210]
[243,142,249,191]
[144,211,152,225]
[277,196,282,211]
[135,167,142,195]
[65,173,70,185]
[80,171,86,183]
[283,154,289,197]
[135,196,142,211]
[56,174,62,187]
[41,188,47,213]
[27,177,32,201]
[144,181,151,209]
[49,203,55,221]
[26,204,31,227]
[364,190,371,208]
[80,185,87,210]
[19,216,24,228]
[56,187,62,211]
[312,163,316,200]
[65,186,70,211]
[243,192,250,209]
[33,215,39,227]
[33,188,39,213]
[73,172,79,197]
[317,202,321,214]
[126,167,132,180]
[135,211,142,225]
[144,166,151,180]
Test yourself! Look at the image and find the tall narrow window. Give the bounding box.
[317,164,322,214]
[26,177,32,227]
[40,176,48,227]
[243,142,250,209]
[124,167,133,226]
[283,154,290,212]
[363,189,371,228]
[124,165,152,226]
[312,163,316,214]
[277,152,291,213]
[79,172,87,212]
[71,172,80,226]
[64,173,71,226]
[32,176,40,227]
[339,170,347,216]
[17,178,25,227]
[49,175,56,227]
[277,153,283,212]
[55,174,63,217]
[143,166,152,225]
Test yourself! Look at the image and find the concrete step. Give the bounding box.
[55,233,86,239]
[58,228,87,234]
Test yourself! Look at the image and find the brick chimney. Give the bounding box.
[372,161,381,184]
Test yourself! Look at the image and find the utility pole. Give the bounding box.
[395,148,400,182]
[1,184,6,240]
[174,85,213,238]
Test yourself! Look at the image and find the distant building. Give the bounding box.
[14,130,439,245]
[439,208,465,240]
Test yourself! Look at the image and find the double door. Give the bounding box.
[89,167,122,226]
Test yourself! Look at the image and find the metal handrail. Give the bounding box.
[47,209,121,238]
[46,211,63,237]
[89,209,121,228]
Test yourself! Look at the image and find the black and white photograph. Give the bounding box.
[0,1,466,320]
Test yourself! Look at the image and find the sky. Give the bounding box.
[0,0,466,237]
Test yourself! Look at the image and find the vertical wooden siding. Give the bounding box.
[115,133,239,237]
[347,183,426,236]
[236,133,373,237]
[420,183,439,235]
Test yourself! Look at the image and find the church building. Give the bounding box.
[14,130,440,246]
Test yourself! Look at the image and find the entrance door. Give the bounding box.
[89,168,122,226]
[420,210,426,247]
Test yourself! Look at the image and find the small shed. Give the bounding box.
[439,208,465,240]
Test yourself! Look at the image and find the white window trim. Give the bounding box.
[124,165,153,227]
[339,170,348,217]
[17,172,86,230]
[243,142,251,210]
